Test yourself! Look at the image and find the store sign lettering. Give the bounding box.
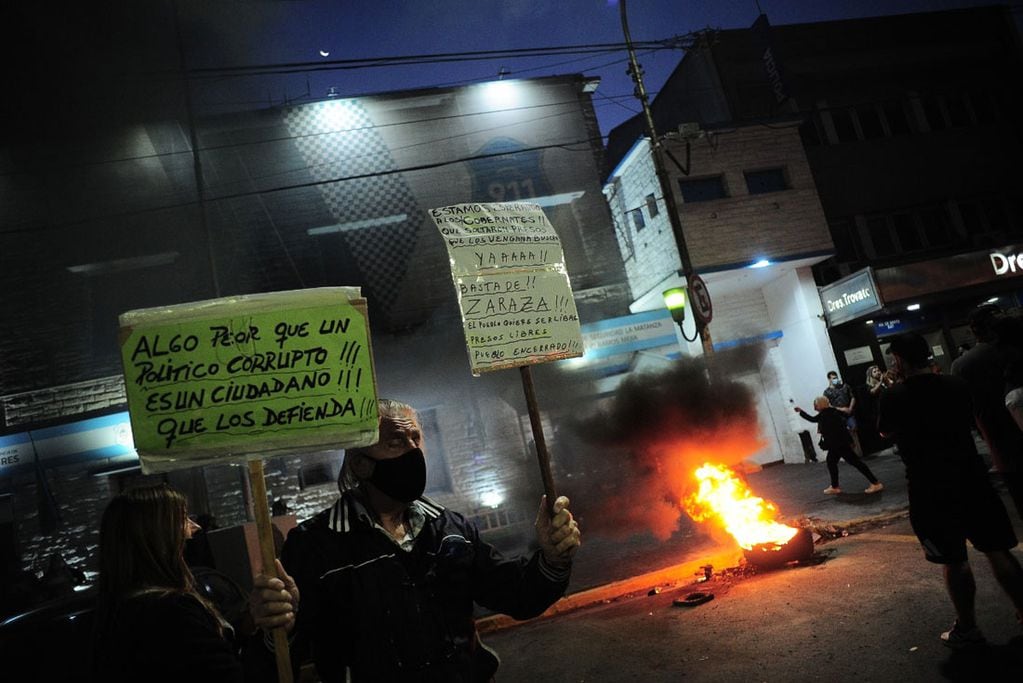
[825,286,873,313]
[990,252,1023,276]
[819,267,883,327]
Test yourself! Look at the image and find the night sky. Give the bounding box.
[6,0,1012,139]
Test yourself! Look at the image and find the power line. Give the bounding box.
[168,37,698,81]
[1,136,605,237]
[0,95,611,189]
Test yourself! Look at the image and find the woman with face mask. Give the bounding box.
[246,398,581,683]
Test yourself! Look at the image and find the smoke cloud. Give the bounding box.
[564,345,768,540]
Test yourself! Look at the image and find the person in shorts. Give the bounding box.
[878,332,1023,648]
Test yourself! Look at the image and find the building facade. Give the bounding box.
[0,75,631,588]
[606,4,1023,456]
[603,118,837,465]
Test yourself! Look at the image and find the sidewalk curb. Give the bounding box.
[477,547,744,634]
[478,508,913,635]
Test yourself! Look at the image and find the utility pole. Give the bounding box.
[619,0,713,355]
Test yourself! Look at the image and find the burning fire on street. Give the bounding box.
[683,462,797,551]
[564,349,816,569]
[682,462,814,569]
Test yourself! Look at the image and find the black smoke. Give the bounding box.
[559,345,768,540]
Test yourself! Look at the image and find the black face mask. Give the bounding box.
[368,448,426,503]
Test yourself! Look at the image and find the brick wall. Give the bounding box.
[668,123,832,270]
[606,123,833,307]
[603,140,684,301]
[2,375,127,429]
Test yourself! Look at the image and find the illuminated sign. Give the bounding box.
[819,268,883,327]
[990,252,1023,276]
[580,309,679,360]
[0,412,136,475]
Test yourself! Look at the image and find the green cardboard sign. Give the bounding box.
[119,288,378,472]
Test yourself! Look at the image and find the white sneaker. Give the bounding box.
[823,486,841,495]
[940,620,985,649]
[864,482,884,494]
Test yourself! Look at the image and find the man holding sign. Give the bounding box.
[246,398,581,682]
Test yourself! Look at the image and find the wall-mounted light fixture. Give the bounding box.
[663,287,698,342]
[663,287,687,324]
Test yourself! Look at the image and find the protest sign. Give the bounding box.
[119,287,378,473]
[429,202,583,375]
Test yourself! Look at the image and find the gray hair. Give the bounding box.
[338,398,419,491]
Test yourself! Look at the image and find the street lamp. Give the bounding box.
[621,0,712,354]
[663,287,698,342]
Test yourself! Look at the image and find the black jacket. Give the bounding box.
[797,407,852,451]
[248,491,570,682]
[92,590,243,683]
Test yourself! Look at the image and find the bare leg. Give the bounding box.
[984,550,1023,619]
[943,561,978,630]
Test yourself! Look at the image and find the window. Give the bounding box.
[922,96,947,131]
[829,219,861,263]
[1009,199,1023,237]
[891,213,921,251]
[856,106,885,140]
[629,208,646,231]
[920,207,951,246]
[983,200,1009,234]
[678,175,727,203]
[830,108,858,143]
[957,201,985,237]
[744,168,787,195]
[866,216,896,257]
[799,114,823,147]
[882,101,912,136]
[969,91,997,124]
[645,193,659,217]
[944,95,970,127]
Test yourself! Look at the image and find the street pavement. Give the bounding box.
[479,446,1023,682]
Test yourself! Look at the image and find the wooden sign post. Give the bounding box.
[119,287,380,683]
[429,203,584,512]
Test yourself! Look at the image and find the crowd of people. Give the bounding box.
[880,329,1023,648]
[87,398,580,682]
[18,306,1023,677]
[799,304,1023,648]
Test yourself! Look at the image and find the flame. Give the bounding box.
[682,462,798,551]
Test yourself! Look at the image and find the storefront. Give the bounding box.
[824,244,1023,380]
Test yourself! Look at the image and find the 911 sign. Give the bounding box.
[689,274,713,325]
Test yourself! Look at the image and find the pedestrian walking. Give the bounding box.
[795,397,884,495]
[879,331,1023,647]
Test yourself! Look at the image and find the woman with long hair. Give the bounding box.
[92,483,243,682]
